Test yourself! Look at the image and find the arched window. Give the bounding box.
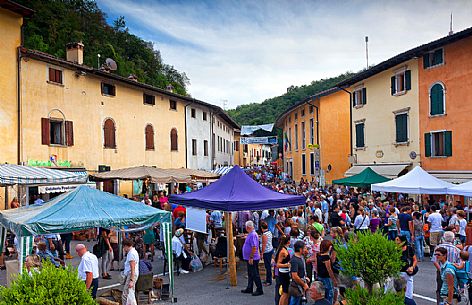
[103,118,116,148]
[145,124,154,150]
[430,83,445,116]
[170,128,178,151]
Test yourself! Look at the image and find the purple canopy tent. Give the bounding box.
[169,166,305,287]
[168,165,305,211]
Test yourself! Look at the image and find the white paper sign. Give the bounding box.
[185,207,207,234]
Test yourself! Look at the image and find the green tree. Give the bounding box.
[335,231,403,291]
[0,262,96,305]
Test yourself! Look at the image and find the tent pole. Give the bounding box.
[4,186,8,210]
[225,212,237,286]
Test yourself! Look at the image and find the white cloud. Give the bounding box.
[97,0,472,109]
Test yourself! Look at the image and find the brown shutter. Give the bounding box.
[41,118,50,145]
[57,70,63,84]
[145,125,154,150]
[48,68,54,82]
[65,121,74,146]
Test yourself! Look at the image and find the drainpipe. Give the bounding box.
[338,87,353,157]
[210,111,215,170]
[184,100,194,169]
[17,48,22,165]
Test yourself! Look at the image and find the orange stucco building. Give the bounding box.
[419,32,472,182]
[276,88,350,185]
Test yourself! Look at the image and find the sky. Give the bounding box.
[96,0,472,109]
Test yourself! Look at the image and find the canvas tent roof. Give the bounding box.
[0,164,87,186]
[169,165,305,211]
[447,181,472,197]
[371,166,453,194]
[91,166,219,183]
[332,167,390,187]
[0,185,171,236]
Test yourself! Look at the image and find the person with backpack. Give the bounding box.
[435,247,460,305]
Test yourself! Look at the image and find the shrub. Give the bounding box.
[0,262,96,305]
[345,286,404,305]
[334,231,403,290]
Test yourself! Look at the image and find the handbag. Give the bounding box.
[406,265,419,276]
[288,281,303,297]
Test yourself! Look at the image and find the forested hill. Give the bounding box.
[227,72,355,126]
[17,0,189,95]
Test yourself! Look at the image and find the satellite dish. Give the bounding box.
[105,58,117,71]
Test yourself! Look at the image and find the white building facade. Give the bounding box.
[186,104,213,170]
[212,113,236,168]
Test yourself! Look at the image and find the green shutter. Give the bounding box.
[356,123,364,148]
[362,88,367,104]
[423,53,430,69]
[391,76,396,95]
[395,114,408,142]
[444,131,452,157]
[405,70,411,91]
[430,84,444,115]
[424,133,431,157]
[433,49,443,66]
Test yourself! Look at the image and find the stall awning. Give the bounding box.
[332,167,390,187]
[38,182,96,194]
[428,171,472,184]
[0,164,88,186]
[345,163,410,179]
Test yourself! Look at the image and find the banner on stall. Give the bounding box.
[185,207,207,234]
[240,136,277,145]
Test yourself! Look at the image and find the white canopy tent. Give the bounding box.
[448,181,472,197]
[371,166,454,194]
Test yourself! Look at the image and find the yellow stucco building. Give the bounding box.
[338,58,420,178]
[276,89,351,185]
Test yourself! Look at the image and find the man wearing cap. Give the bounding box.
[172,228,191,274]
[76,244,99,299]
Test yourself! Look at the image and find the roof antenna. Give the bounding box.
[449,13,454,36]
[365,36,369,69]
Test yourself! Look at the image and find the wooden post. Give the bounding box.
[225,212,237,286]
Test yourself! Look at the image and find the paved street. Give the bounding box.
[0,241,440,304]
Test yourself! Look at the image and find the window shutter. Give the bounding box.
[424,133,431,157]
[433,49,443,65]
[41,118,50,145]
[145,125,154,150]
[390,76,396,95]
[48,68,54,82]
[362,88,367,104]
[405,70,411,91]
[65,121,74,146]
[356,124,364,148]
[423,53,430,69]
[395,115,401,142]
[444,131,452,157]
[56,70,62,84]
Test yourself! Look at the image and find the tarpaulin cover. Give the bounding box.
[332,167,390,187]
[169,165,305,211]
[0,185,171,236]
[0,164,87,186]
[240,124,274,135]
[371,166,453,194]
[447,180,472,197]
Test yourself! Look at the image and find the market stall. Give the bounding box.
[332,167,390,187]
[169,165,304,286]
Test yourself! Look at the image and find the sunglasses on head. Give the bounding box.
[434,253,443,257]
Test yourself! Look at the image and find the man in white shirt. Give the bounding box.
[122,239,139,305]
[427,205,444,252]
[76,244,99,299]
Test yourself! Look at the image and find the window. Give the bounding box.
[425,131,452,157]
[41,115,73,146]
[295,113,298,120]
[191,108,196,118]
[103,118,116,148]
[145,124,154,150]
[353,88,367,107]
[423,48,444,69]
[101,83,116,96]
[226,140,229,154]
[430,83,445,116]
[50,120,64,145]
[203,112,207,121]
[143,94,155,105]
[309,118,314,145]
[294,124,298,150]
[309,105,314,114]
[288,116,291,123]
[310,152,315,175]
[301,109,305,117]
[234,140,240,151]
[395,113,408,143]
[48,68,63,84]
[301,154,306,176]
[170,128,178,151]
[169,100,177,110]
[288,127,292,151]
[204,140,208,156]
[301,121,306,149]
[391,70,411,95]
[192,139,197,155]
[355,122,365,148]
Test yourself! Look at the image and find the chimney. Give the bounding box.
[128,74,138,82]
[166,84,174,93]
[66,42,84,65]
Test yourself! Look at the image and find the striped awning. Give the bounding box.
[0,164,88,186]
[212,166,234,176]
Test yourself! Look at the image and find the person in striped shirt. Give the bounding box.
[432,231,461,305]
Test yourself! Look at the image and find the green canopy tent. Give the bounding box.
[332,167,390,187]
[0,186,174,295]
